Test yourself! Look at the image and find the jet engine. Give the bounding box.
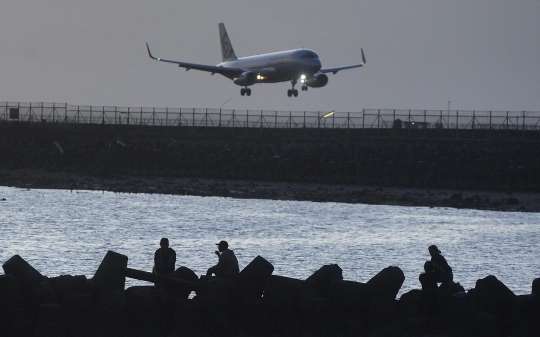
[233,71,257,86]
[304,73,328,88]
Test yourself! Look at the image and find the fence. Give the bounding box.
[2,102,540,132]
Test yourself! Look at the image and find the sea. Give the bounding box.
[0,186,538,296]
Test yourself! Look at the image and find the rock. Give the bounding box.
[35,303,67,337]
[195,277,239,309]
[303,298,331,336]
[473,311,505,337]
[438,281,465,309]
[329,280,371,313]
[366,266,405,300]
[263,275,306,308]
[49,275,89,298]
[171,298,206,337]
[125,286,175,336]
[508,294,540,336]
[305,264,343,298]
[0,274,33,336]
[171,266,199,298]
[369,298,397,329]
[505,197,519,205]
[532,277,540,296]
[236,255,274,297]
[2,254,45,291]
[468,275,516,319]
[397,289,422,319]
[450,193,462,201]
[91,250,128,290]
[92,285,127,336]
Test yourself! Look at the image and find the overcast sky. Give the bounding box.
[1,1,539,112]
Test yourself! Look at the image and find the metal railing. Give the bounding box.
[2,102,540,132]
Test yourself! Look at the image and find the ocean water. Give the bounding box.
[0,186,538,296]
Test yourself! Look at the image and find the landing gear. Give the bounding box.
[301,85,308,91]
[287,79,299,97]
[240,87,252,96]
[287,89,298,97]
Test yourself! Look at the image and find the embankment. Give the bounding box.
[1,122,539,211]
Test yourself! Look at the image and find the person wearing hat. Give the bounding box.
[428,245,453,283]
[206,240,239,278]
[153,238,176,275]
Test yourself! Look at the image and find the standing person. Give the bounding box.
[419,261,439,333]
[206,240,239,278]
[153,238,176,275]
[428,245,453,283]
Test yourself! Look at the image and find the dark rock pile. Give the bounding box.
[1,251,539,337]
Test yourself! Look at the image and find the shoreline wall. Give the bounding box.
[1,122,540,192]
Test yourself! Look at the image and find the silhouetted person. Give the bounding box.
[428,245,453,283]
[206,240,239,278]
[419,261,439,333]
[153,238,176,275]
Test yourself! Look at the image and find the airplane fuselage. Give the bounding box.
[217,49,322,83]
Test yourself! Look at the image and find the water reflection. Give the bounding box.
[0,186,538,295]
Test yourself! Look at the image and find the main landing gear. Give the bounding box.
[287,79,299,97]
[240,87,251,96]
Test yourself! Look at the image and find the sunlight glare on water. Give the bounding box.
[0,186,538,296]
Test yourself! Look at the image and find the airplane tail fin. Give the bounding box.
[219,23,237,62]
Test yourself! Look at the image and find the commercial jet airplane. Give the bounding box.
[146,23,366,97]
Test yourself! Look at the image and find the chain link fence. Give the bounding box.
[2,102,539,132]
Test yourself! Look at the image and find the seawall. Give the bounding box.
[1,122,539,194]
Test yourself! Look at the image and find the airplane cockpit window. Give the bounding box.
[300,54,317,59]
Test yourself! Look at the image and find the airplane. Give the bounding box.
[146,23,366,97]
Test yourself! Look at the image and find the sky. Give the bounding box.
[1,1,539,113]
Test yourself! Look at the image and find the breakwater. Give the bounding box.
[1,122,539,194]
[1,251,539,337]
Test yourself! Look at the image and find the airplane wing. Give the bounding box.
[320,48,366,75]
[146,43,243,78]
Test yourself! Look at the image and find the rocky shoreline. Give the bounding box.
[2,251,539,337]
[1,169,539,212]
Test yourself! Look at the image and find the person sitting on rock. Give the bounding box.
[206,240,239,278]
[419,261,439,332]
[153,238,176,275]
[428,245,453,283]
